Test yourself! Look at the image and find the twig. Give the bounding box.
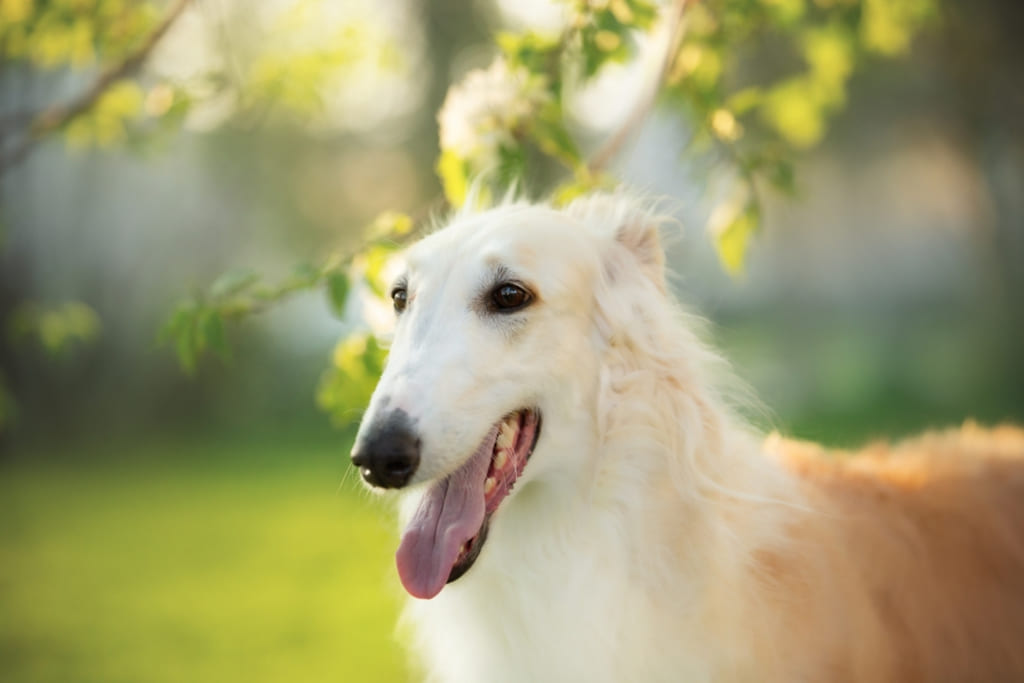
[0,0,193,177]
[587,0,691,174]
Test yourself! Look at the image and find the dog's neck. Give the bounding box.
[582,306,805,594]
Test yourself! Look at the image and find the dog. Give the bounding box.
[350,193,1024,682]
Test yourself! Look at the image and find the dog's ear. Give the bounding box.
[613,212,665,289]
[567,194,667,291]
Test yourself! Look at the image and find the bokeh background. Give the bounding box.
[1,0,1022,681]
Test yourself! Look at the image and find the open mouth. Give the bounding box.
[395,409,541,599]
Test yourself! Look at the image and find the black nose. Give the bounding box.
[350,411,421,489]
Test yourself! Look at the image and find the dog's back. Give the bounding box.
[765,423,1024,681]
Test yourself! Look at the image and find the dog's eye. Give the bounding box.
[391,287,408,313]
[490,283,532,312]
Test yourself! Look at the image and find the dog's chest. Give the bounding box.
[404,520,712,682]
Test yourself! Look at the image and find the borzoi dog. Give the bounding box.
[350,193,1024,682]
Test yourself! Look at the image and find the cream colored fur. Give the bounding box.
[362,193,1024,682]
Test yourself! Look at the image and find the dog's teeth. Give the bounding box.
[484,476,496,495]
[496,424,514,449]
[493,450,508,470]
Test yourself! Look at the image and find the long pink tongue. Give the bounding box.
[395,425,497,599]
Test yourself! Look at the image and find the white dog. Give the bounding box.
[351,193,1024,682]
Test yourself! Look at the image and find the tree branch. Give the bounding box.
[0,0,193,177]
[587,0,691,174]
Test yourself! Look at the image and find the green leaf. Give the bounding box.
[624,0,658,30]
[760,77,826,148]
[759,0,806,26]
[498,30,561,74]
[551,170,616,206]
[803,25,853,91]
[860,0,934,56]
[367,211,413,241]
[725,87,763,116]
[326,272,351,319]
[363,335,387,374]
[496,143,527,189]
[766,159,796,195]
[290,263,321,288]
[316,332,389,426]
[200,309,229,359]
[159,301,201,374]
[175,318,198,375]
[581,24,631,76]
[97,81,144,119]
[714,200,760,276]
[531,104,582,167]
[437,149,470,207]
[361,244,399,298]
[8,301,101,356]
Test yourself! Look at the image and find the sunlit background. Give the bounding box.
[1,0,1022,681]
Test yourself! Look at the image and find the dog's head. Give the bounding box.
[351,194,667,599]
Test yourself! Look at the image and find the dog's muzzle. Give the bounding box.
[350,410,421,489]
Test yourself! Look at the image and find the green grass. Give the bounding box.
[0,437,410,683]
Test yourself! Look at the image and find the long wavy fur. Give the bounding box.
[393,191,1024,682]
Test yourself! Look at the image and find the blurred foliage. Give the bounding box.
[437,0,661,205]
[0,0,159,67]
[236,3,401,125]
[163,0,934,426]
[0,0,405,430]
[317,333,388,427]
[0,0,393,158]
[2,301,100,434]
[8,301,101,355]
[663,0,934,265]
[160,211,410,376]
[0,0,180,154]
[0,0,936,430]
[63,79,145,146]
[433,0,934,275]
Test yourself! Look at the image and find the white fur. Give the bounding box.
[356,193,804,682]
